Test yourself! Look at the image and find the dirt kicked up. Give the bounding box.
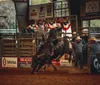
[0,67,100,85]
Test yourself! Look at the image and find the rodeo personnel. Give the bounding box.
[89,37,100,72]
[73,36,84,69]
[89,37,100,57]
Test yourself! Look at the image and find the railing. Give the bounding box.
[0,32,73,58]
[1,34,17,57]
[17,33,36,57]
[0,33,36,57]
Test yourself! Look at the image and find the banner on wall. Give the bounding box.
[29,0,51,5]
[90,56,100,73]
[29,3,53,20]
[2,57,17,68]
[18,57,32,68]
[0,29,17,33]
[86,0,99,16]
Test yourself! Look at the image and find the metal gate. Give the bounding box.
[0,33,36,57]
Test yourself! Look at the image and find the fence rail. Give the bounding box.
[0,32,73,58]
[0,33,36,57]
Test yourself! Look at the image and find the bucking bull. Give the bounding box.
[31,36,72,74]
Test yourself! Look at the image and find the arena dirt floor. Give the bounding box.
[0,66,100,85]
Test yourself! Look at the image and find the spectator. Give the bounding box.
[21,27,28,33]
[26,24,35,33]
[71,31,77,42]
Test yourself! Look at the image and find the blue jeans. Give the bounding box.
[75,53,83,69]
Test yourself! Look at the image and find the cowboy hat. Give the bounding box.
[53,23,57,28]
[76,36,81,40]
[72,31,76,35]
[89,37,96,41]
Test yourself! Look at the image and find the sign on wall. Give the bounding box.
[86,0,99,15]
[18,57,32,63]
[90,56,100,73]
[60,60,72,66]
[2,57,17,68]
[29,0,51,5]
[0,29,17,33]
[29,4,53,20]
[18,57,32,68]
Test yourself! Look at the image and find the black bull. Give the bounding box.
[31,37,72,74]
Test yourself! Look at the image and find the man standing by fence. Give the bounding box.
[73,36,84,69]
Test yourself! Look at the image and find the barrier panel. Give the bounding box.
[17,33,36,57]
[0,33,36,68]
[89,27,100,73]
[1,34,17,57]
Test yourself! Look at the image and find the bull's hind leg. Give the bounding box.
[68,52,72,63]
[35,63,45,73]
[43,65,46,71]
[31,64,38,74]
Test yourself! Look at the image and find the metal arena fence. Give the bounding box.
[0,33,37,58]
[0,32,72,64]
